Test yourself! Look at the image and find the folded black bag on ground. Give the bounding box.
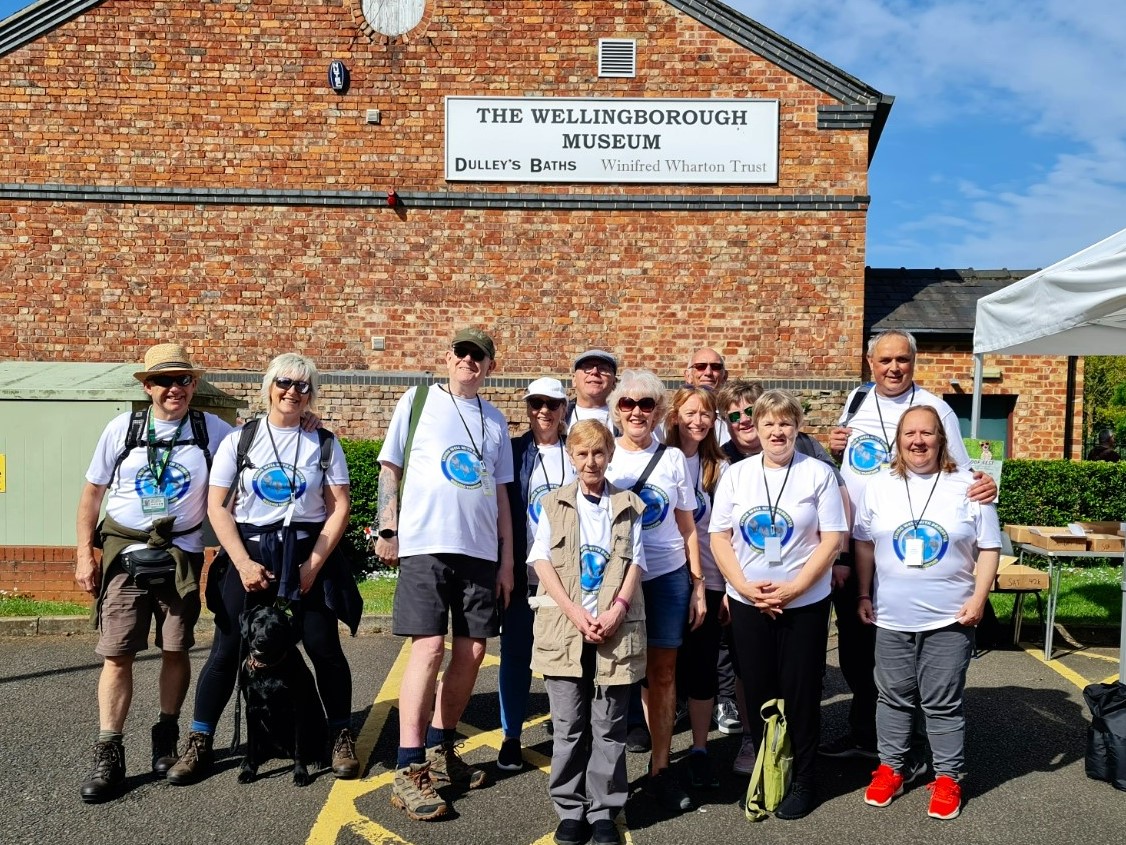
[1084,681,1126,791]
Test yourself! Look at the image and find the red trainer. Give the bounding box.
[926,775,962,820]
[864,763,904,807]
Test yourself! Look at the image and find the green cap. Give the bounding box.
[452,327,496,359]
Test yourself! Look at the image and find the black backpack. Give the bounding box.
[221,418,335,509]
[109,408,212,487]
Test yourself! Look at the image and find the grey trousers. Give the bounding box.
[874,624,974,778]
[543,645,631,822]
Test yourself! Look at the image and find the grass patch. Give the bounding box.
[358,573,398,616]
[0,593,88,617]
[991,564,1122,627]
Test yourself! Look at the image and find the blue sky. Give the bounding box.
[3,0,1124,270]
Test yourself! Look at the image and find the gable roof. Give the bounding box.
[865,268,1035,336]
[1,0,893,155]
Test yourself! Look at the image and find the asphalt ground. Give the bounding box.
[0,621,1122,845]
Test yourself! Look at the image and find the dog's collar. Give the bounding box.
[245,652,287,674]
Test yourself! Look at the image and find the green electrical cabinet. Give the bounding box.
[0,363,243,546]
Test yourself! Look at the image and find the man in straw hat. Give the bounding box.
[74,342,233,802]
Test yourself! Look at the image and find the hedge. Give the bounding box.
[340,438,383,574]
[998,459,1126,526]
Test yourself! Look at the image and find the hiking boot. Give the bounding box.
[775,782,816,820]
[864,763,904,807]
[426,740,488,789]
[390,762,448,821]
[818,732,878,759]
[686,751,719,789]
[733,735,758,775]
[644,768,693,813]
[926,775,962,820]
[151,720,179,778]
[496,736,524,772]
[331,728,360,779]
[713,699,743,735]
[625,724,651,753]
[80,740,125,803]
[166,731,213,786]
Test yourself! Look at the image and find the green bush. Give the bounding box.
[998,459,1126,526]
[340,438,384,575]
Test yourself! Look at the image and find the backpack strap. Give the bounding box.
[187,409,212,468]
[630,444,667,495]
[109,409,150,487]
[398,384,429,504]
[315,428,334,474]
[841,382,874,427]
[221,418,260,510]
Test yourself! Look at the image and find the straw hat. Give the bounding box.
[133,343,205,382]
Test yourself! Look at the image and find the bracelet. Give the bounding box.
[613,596,631,613]
[857,595,871,602]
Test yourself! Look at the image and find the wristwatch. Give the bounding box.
[378,528,397,539]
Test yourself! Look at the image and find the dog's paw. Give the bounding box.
[293,765,313,787]
[237,765,258,784]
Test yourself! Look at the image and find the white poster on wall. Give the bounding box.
[445,97,779,184]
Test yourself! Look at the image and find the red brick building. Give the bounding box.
[0,1,1076,599]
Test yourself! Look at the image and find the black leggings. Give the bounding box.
[676,588,725,700]
[191,556,353,732]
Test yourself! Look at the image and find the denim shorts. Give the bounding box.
[640,565,691,649]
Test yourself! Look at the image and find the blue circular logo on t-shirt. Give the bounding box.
[528,483,557,524]
[134,462,191,502]
[848,434,889,475]
[441,446,482,489]
[252,463,307,506]
[638,483,670,530]
[891,520,950,568]
[580,543,611,594]
[738,506,795,551]
[692,488,707,524]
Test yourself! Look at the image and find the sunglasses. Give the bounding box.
[617,396,657,413]
[274,377,313,395]
[527,397,564,412]
[577,361,615,375]
[727,406,755,424]
[692,362,725,372]
[452,343,488,362]
[148,374,194,388]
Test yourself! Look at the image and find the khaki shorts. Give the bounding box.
[96,558,202,657]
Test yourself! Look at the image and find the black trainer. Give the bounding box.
[686,751,719,789]
[553,818,591,845]
[818,733,878,759]
[774,782,816,820]
[644,769,693,813]
[151,720,178,777]
[497,737,524,772]
[591,818,620,845]
[80,740,125,803]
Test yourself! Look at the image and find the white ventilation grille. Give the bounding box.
[598,39,636,78]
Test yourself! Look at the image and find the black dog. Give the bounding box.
[237,604,329,786]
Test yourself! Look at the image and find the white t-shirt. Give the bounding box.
[605,440,694,580]
[528,488,646,616]
[210,422,349,525]
[710,452,847,608]
[525,440,576,585]
[85,409,234,553]
[379,385,514,560]
[566,403,612,432]
[839,383,971,527]
[686,452,729,591]
[852,468,1002,632]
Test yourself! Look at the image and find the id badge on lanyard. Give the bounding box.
[141,495,169,517]
[764,534,783,565]
[478,460,495,497]
[904,536,925,567]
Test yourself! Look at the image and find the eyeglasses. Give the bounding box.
[692,362,725,372]
[577,361,614,375]
[274,377,312,395]
[148,374,194,388]
[617,396,657,413]
[527,397,564,412]
[452,343,487,362]
[726,406,755,424]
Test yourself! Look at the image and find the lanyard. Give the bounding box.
[146,411,188,490]
[534,439,565,489]
[905,470,942,534]
[265,421,303,502]
[444,386,485,461]
[687,451,703,496]
[761,454,794,534]
[873,383,916,451]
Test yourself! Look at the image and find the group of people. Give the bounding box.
[77,328,1001,841]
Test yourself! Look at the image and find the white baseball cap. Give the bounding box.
[524,377,567,401]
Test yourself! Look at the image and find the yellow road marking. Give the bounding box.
[305,639,631,844]
[1021,642,1101,690]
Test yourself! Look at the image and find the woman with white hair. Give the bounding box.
[604,368,704,813]
[167,353,362,786]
